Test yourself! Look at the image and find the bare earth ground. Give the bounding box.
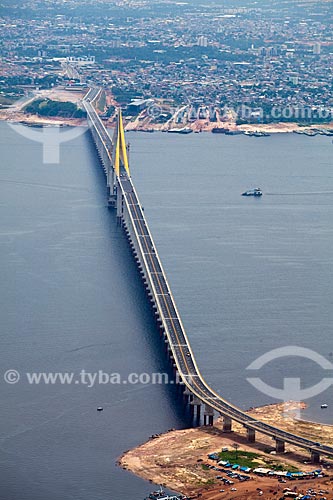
[122,116,333,134]
[119,402,333,499]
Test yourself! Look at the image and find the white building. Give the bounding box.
[289,75,299,85]
[66,56,95,66]
[197,36,208,47]
[313,42,321,55]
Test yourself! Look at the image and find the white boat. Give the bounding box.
[242,188,263,197]
[167,127,192,134]
[145,486,186,500]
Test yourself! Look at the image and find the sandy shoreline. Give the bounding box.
[119,402,333,499]
[123,118,333,134]
[0,113,86,128]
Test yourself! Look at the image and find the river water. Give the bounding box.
[0,122,332,499]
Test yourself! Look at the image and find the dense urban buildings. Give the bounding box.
[0,0,332,125]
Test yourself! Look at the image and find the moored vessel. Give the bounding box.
[145,486,187,500]
[168,127,192,134]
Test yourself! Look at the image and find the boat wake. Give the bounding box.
[0,178,89,192]
[266,191,333,196]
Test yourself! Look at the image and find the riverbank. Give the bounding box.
[122,114,333,134]
[119,402,333,499]
[0,106,333,136]
[2,86,332,134]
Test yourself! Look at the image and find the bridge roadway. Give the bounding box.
[84,93,333,461]
[84,92,112,151]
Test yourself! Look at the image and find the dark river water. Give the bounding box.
[0,122,332,500]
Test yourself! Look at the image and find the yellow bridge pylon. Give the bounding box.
[113,108,130,177]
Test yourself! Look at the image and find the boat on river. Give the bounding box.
[242,188,263,197]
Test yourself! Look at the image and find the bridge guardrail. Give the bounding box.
[83,91,332,460]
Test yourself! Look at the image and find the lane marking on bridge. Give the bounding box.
[128,194,264,416]
[126,189,273,427]
[87,101,333,459]
[126,191,200,390]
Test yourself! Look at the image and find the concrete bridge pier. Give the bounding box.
[183,387,192,404]
[171,365,178,381]
[164,340,170,358]
[167,347,176,369]
[187,393,194,416]
[176,380,184,396]
[196,403,202,420]
[108,190,117,208]
[190,397,202,421]
[204,404,214,426]
[275,439,285,454]
[245,427,256,443]
[311,451,320,464]
[222,416,232,433]
[122,206,130,230]
[116,182,123,223]
[164,338,169,354]
[106,163,114,194]
[166,343,173,359]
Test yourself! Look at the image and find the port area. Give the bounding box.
[119,402,333,500]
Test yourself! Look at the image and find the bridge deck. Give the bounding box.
[84,95,333,459]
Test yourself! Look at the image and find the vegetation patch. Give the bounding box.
[215,449,301,472]
[269,462,300,473]
[217,450,261,468]
[0,95,17,106]
[25,98,86,118]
